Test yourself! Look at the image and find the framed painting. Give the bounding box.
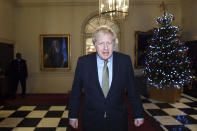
[135,30,153,68]
[40,34,71,71]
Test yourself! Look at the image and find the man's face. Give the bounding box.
[95,34,114,60]
[16,53,21,59]
[52,41,58,48]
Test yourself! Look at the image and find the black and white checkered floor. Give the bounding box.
[0,105,69,131]
[0,93,197,131]
[141,94,197,131]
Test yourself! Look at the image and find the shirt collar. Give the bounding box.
[17,59,21,62]
[96,53,113,64]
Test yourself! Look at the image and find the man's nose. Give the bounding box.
[103,43,108,49]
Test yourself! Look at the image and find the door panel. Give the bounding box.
[0,43,14,98]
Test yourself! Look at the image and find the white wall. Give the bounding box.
[13,0,182,93]
[0,0,14,43]
[15,3,97,93]
[181,0,197,40]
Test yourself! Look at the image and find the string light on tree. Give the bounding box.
[144,12,193,89]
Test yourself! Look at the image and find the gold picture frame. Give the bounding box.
[40,34,71,71]
[135,30,153,68]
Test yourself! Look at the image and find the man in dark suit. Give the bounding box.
[69,26,144,131]
[10,53,28,98]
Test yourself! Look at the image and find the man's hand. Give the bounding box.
[134,119,144,127]
[69,119,78,129]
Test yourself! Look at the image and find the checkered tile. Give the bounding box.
[142,93,197,131]
[0,106,69,131]
[0,94,197,131]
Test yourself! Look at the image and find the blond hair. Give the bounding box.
[92,26,116,45]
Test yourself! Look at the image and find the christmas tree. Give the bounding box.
[144,12,193,89]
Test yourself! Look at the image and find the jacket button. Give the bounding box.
[104,112,107,118]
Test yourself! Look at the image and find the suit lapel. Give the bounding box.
[90,53,105,97]
[106,52,117,99]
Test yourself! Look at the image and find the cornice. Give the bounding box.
[15,0,178,7]
[15,0,97,7]
[131,1,177,5]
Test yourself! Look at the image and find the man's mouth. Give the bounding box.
[102,52,109,55]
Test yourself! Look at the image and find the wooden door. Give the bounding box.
[0,43,14,98]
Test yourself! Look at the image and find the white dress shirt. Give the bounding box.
[96,54,113,88]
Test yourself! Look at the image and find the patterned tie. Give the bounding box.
[102,60,109,98]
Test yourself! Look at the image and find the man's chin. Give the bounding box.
[100,55,111,60]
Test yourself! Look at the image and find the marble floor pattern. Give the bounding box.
[142,93,197,131]
[0,93,196,131]
[0,105,69,131]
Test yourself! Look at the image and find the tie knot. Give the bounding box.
[104,60,108,65]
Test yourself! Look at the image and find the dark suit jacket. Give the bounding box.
[11,59,28,78]
[69,52,144,131]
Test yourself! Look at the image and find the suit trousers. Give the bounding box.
[13,76,26,96]
[83,117,109,131]
[82,117,128,131]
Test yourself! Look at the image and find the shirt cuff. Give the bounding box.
[69,118,78,120]
[135,118,144,120]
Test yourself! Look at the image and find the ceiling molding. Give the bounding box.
[15,0,177,7]
[131,1,177,6]
[15,0,97,7]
